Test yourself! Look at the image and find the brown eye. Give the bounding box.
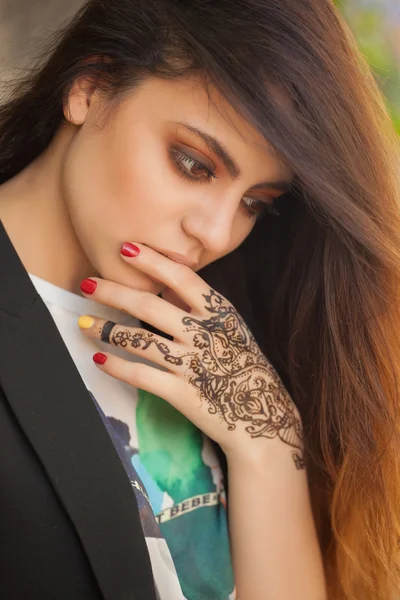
[181,155,210,178]
[241,196,280,219]
[169,147,217,183]
[242,196,266,217]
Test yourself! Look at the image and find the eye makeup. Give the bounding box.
[167,139,287,219]
[168,144,217,184]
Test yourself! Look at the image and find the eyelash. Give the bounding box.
[168,147,280,219]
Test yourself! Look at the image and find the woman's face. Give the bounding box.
[62,76,293,294]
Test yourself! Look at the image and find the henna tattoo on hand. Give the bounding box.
[100,289,305,470]
[101,320,183,365]
[182,290,305,470]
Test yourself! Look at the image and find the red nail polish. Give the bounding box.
[93,352,107,365]
[80,278,97,295]
[121,242,140,257]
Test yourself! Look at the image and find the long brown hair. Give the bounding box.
[1,0,400,596]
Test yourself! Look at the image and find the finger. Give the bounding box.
[78,316,185,371]
[80,278,187,339]
[119,242,210,311]
[93,352,185,403]
[161,287,191,312]
[93,352,204,425]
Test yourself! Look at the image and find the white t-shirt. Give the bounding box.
[29,273,235,600]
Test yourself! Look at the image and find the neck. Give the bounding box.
[0,125,97,294]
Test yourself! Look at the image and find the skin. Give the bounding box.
[0,74,326,598]
[75,246,325,599]
[0,75,293,296]
[78,265,305,467]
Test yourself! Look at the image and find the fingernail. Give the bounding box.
[121,242,140,258]
[78,315,95,329]
[80,278,97,295]
[93,352,107,365]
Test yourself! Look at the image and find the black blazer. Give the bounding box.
[0,220,158,600]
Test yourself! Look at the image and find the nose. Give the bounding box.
[182,197,237,255]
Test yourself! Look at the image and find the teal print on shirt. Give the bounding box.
[135,389,235,600]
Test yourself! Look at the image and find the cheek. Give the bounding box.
[200,215,255,270]
[60,122,188,288]
[232,212,256,247]
[60,135,166,291]
[62,123,178,241]
[224,209,256,257]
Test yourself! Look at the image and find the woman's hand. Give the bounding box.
[78,241,305,470]
[79,244,326,600]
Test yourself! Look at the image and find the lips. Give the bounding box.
[146,245,199,269]
[163,251,198,268]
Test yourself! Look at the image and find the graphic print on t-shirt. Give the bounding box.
[28,272,235,600]
[89,391,185,600]
[107,389,235,600]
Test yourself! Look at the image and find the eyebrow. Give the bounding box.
[176,121,291,192]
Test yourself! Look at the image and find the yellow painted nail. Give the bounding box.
[78,315,95,329]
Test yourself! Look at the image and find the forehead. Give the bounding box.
[117,76,293,179]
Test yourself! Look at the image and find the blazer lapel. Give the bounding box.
[0,221,157,600]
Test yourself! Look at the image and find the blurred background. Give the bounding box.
[0,0,399,133]
[337,0,400,133]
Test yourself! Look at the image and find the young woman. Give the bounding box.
[0,0,399,598]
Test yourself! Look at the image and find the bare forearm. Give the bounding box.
[226,443,327,600]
